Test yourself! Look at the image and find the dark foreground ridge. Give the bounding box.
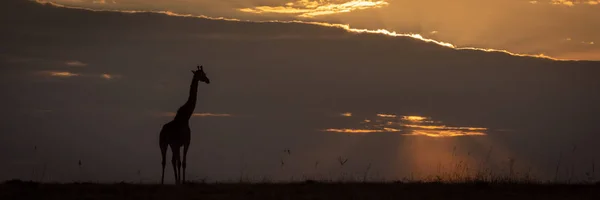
[2,180,600,200]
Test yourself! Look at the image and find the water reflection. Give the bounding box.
[323,113,487,137]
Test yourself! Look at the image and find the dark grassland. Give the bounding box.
[2,180,600,200]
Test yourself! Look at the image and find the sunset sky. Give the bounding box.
[1,0,599,183]
[38,0,600,60]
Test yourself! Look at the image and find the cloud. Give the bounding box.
[32,0,569,61]
[340,112,352,117]
[100,73,122,80]
[402,124,487,131]
[101,73,112,79]
[404,130,486,137]
[43,71,80,77]
[549,0,600,6]
[376,113,396,118]
[323,114,488,138]
[31,0,600,61]
[92,0,106,4]
[323,127,400,133]
[401,116,430,123]
[38,70,120,80]
[239,0,390,18]
[65,60,87,67]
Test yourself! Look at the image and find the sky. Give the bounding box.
[32,0,600,61]
[1,0,600,183]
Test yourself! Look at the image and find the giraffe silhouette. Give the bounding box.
[159,65,210,184]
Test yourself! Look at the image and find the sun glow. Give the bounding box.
[239,0,390,18]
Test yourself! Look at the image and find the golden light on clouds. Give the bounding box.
[404,130,486,138]
[100,73,122,80]
[402,124,487,131]
[376,113,396,118]
[309,23,566,60]
[35,0,243,21]
[65,60,87,67]
[34,0,576,61]
[324,127,400,133]
[401,116,429,122]
[323,114,488,138]
[39,70,120,80]
[550,0,600,6]
[239,0,389,18]
[45,71,80,77]
[340,112,352,117]
[101,74,112,79]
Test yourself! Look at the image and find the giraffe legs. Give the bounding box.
[177,156,182,184]
[182,144,189,183]
[171,145,181,184]
[160,142,167,185]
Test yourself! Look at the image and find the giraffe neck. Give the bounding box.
[187,79,199,106]
[174,79,199,122]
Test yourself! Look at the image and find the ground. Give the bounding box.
[2,180,600,200]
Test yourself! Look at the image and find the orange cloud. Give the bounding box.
[402,124,487,131]
[45,71,80,77]
[324,113,488,137]
[323,127,400,133]
[239,0,389,18]
[100,73,122,80]
[376,113,396,118]
[65,60,87,67]
[404,130,486,138]
[550,0,600,6]
[401,116,429,122]
[34,0,569,61]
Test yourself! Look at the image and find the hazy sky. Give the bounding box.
[1,0,600,183]
[37,0,600,60]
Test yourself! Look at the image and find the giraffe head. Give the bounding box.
[191,65,210,84]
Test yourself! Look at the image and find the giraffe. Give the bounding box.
[159,65,210,184]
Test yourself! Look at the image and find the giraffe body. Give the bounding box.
[159,66,210,184]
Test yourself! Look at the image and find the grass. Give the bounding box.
[11,145,598,199]
[2,179,600,200]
